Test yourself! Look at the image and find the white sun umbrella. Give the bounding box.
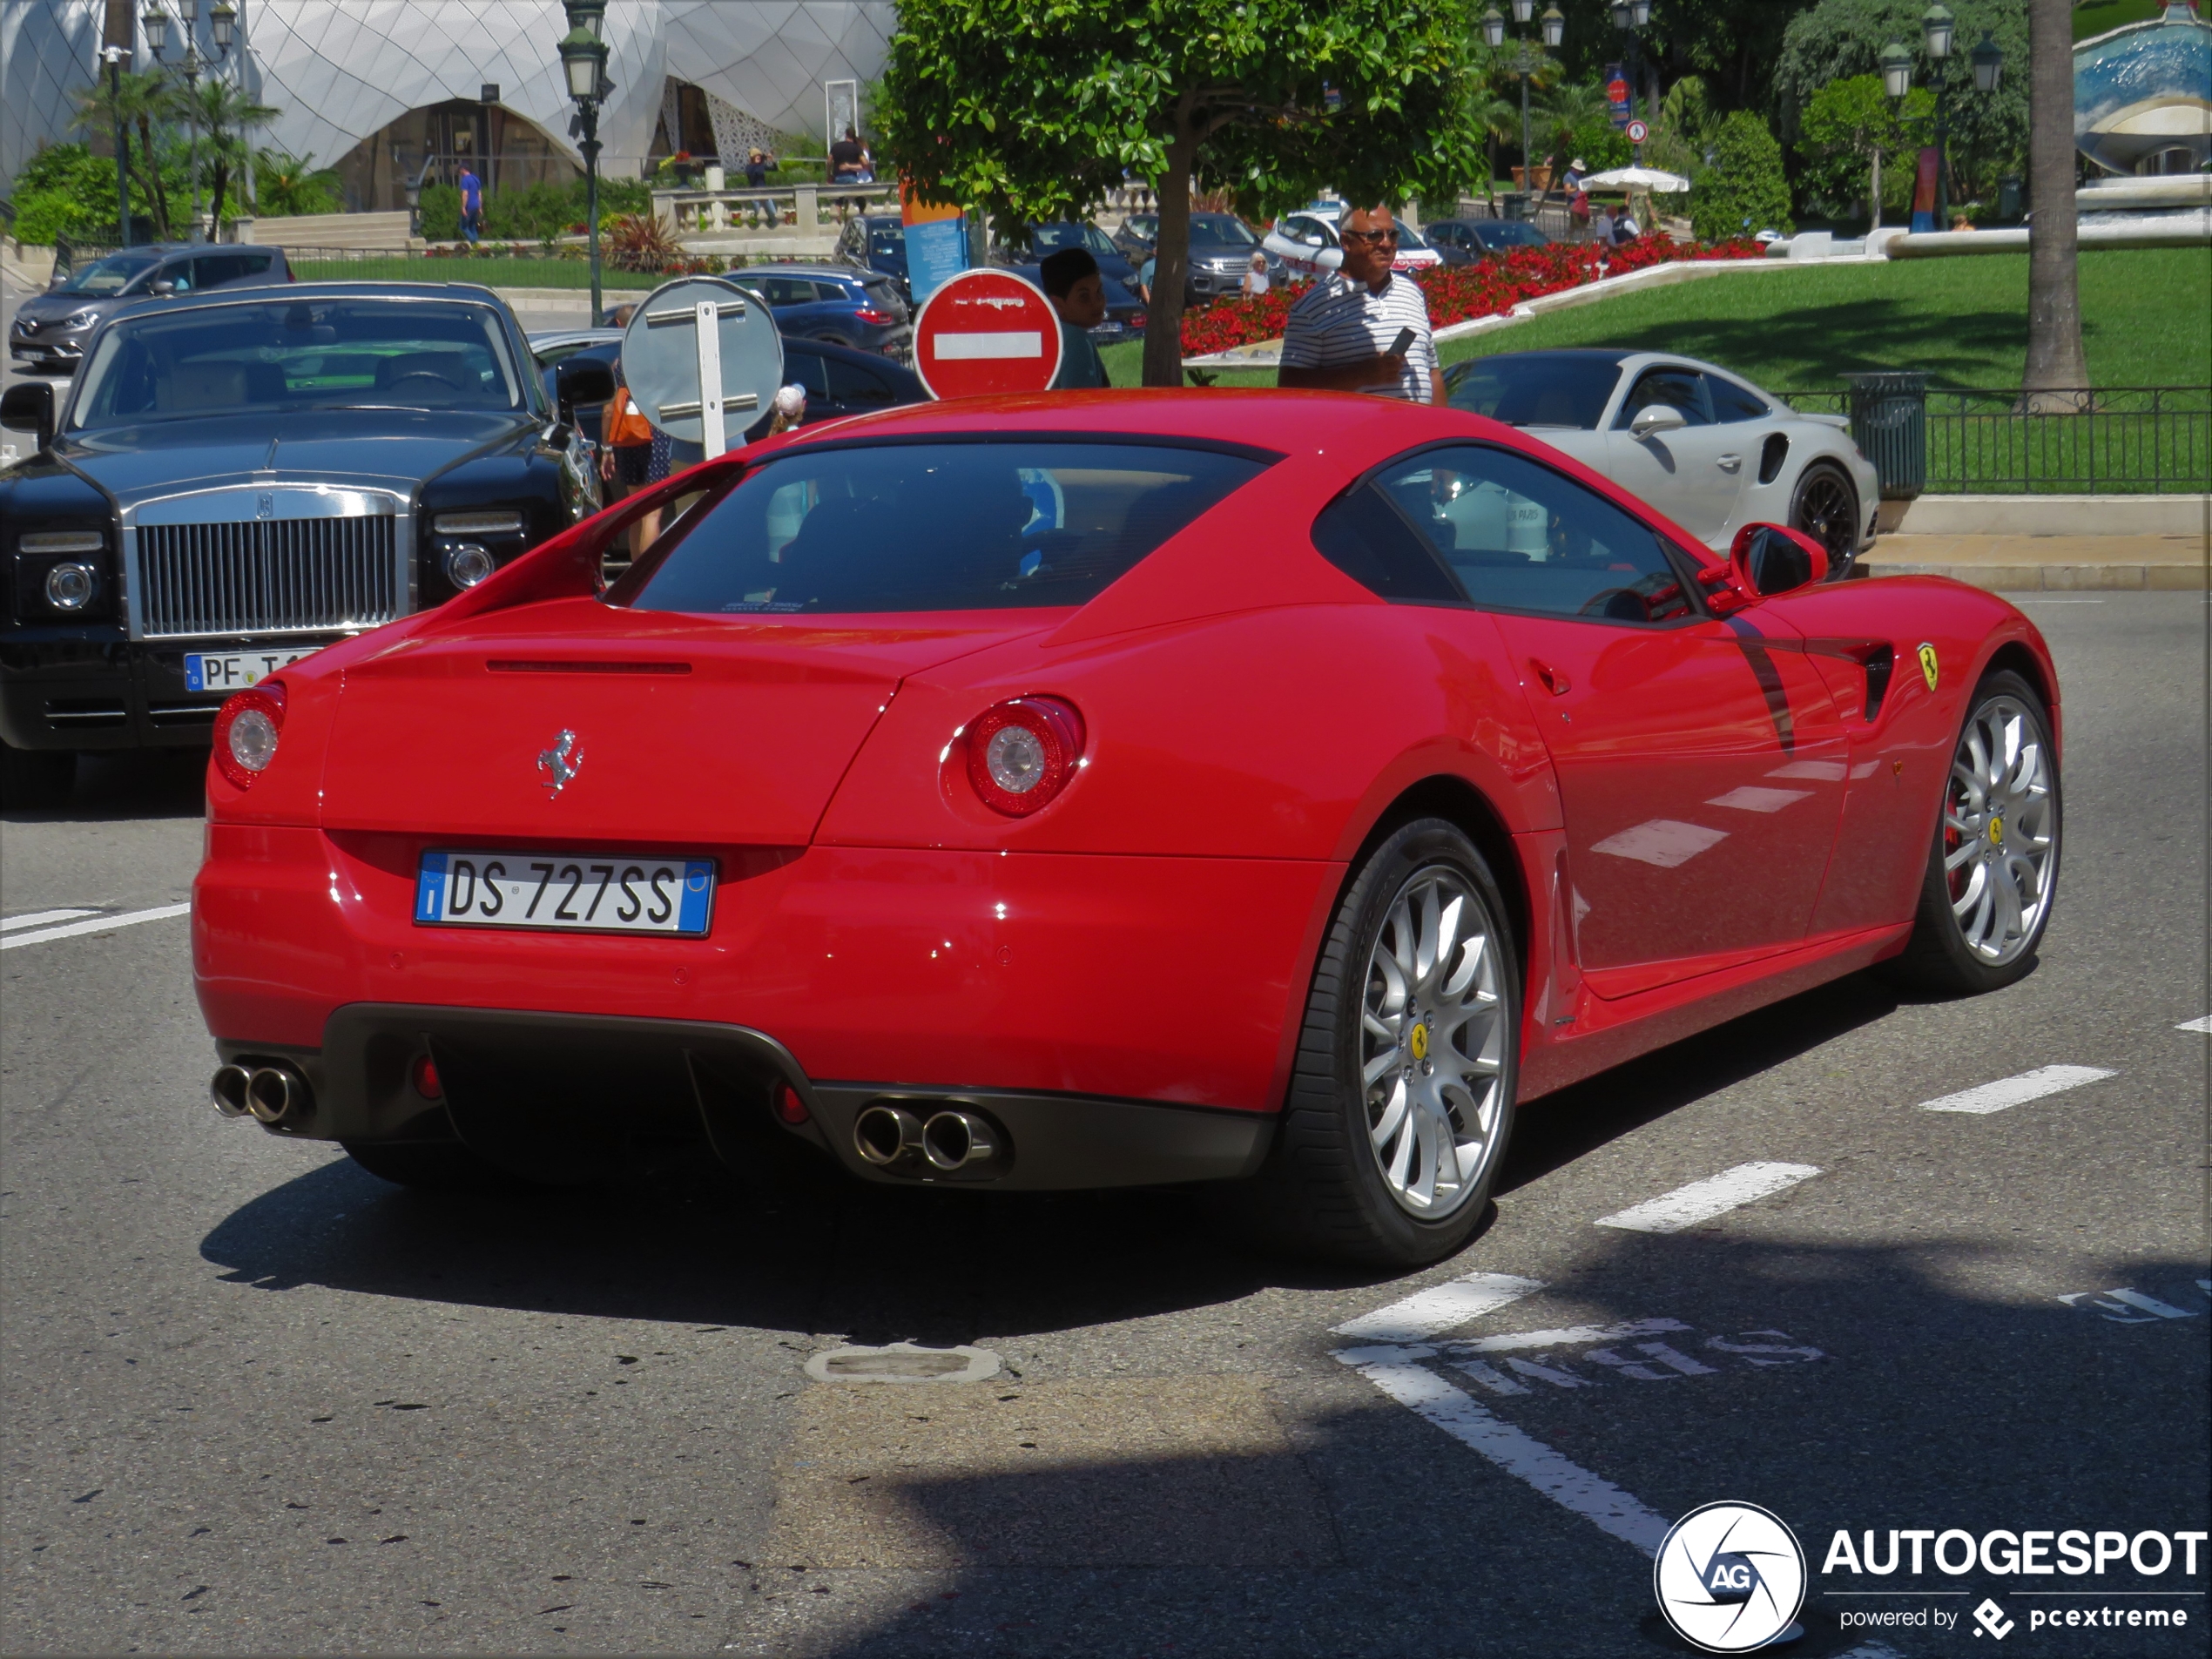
[1578,166,1693,192]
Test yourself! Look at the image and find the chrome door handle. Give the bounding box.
[1717,454,1743,472]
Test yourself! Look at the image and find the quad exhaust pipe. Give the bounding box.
[212,1063,312,1126]
[852,1103,1001,1172]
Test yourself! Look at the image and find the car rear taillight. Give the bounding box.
[963,697,1085,817]
[212,681,286,790]
[853,306,893,325]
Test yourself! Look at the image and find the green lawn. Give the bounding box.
[288,256,664,289]
[1103,248,2209,393]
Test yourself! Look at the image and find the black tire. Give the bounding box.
[1,741,75,810]
[1885,669,2060,995]
[1790,461,1860,576]
[340,1140,523,1192]
[1240,818,1521,1269]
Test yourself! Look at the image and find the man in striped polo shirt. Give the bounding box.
[1277,205,1447,404]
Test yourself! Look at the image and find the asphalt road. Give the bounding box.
[3,593,2208,1658]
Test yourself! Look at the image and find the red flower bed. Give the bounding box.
[1178,238,1767,357]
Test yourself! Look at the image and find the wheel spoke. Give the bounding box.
[1370,1080,1409,1153]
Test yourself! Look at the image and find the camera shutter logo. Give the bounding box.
[1654,1501,1807,1653]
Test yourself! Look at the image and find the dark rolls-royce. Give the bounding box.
[0,282,612,806]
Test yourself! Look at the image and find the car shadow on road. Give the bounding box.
[0,747,206,825]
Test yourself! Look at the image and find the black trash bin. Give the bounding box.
[1843,370,1929,500]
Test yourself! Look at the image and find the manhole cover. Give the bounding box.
[804,1343,1001,1384]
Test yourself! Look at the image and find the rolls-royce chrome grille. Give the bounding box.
[138,516,399,638]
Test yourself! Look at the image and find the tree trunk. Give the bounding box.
[135,114,172,239]
[2023,0,2089,407]
[210,160,229,232]
[1140,121,1198,389]
[1870,148,1881,233]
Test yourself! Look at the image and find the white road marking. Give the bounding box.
[0,902,192,950]
[1330,1271,1542,1344]
[1448,1317,1693,1353]
[1,908,96,932]
[1706,786,1812,813]
[1333,1345,1671,1555]
[1595,1162,1822,1233]
[930,330,1043,361]
[2057,1287,2202,1322]
[2178,1015,2211,1034]
[1918,1064,2116,1116]
[1589,818,1729,868]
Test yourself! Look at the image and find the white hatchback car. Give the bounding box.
[1443,348,1882,570]
[1262,205,1447,283]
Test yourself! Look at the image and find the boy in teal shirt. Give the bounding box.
[1040,247,1110,388]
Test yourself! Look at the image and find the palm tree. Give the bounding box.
[181,78,280,231]
[1533,79,1608,190]
[251,149,340,217]
[72,66,183,239]
[2023,0,2088,408]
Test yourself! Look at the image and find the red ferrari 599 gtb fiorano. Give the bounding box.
[193,390,2060,1267]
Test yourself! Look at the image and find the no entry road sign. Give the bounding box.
[911,267,1063,400]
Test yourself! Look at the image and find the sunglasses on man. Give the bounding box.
[1339,227,1399,246]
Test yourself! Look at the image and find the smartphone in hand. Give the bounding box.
[1388,327,1417,359]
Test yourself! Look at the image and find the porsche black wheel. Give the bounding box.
[1241,818,1520,1269]
[1790,462,1860,575]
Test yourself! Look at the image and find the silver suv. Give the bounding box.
[10,244,293,374]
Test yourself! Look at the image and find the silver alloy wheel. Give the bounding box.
[1942,694,2058,964]
[1359,865,1507,1219]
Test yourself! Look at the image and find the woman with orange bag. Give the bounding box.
[599,361,659,558]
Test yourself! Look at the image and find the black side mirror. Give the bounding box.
[553,357,616,422]
[1,381,57,453]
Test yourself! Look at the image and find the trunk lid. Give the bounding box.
[320,597,1047,844]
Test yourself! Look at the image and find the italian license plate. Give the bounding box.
[414,850,716,936]
[184,648,318,693]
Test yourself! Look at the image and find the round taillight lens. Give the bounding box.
[212,682,286,791]
[964,697,1084,817]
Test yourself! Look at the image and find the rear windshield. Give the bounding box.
[1447,353,1625,429]
[621,441,1270,615]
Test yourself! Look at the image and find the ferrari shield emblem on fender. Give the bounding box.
[537,729,583,796]
[1917,643,1939,691]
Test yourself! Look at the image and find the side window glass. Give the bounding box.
[825,357,895,405]
[163,260,195,292]
[1705,374,1770,423]
[782,350,832,400]
[759,277,811,307]
[1311,485,1462,604]
[1378,444,1694,624]
[1615,368,1711,428]
[195,255,245,287]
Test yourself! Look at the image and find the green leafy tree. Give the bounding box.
[1645,75,1716,178]
[1691,109,1792,240]
[1777,0,2028,205]
[71,66,185,239]
[250,149,341,217]
[418,181,462,241]
[1797,75,1934,226]
[8,138,192,245]
[873,0,1492,386]
[179,77,280,229]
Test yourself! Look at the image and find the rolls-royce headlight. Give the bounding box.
[442,543,496,589]
[44,562,98,610]
[432,510,525,536]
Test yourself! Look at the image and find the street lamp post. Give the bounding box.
[1609,0,1652,164]
[145,3,215,240]
[1922,4,1956,228]
[559,16,610,321]
[101,43,132,245]
[1484,0,1562,218]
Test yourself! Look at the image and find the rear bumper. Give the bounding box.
[219,1004,1273,1190]
[196,826,1340,1128]
[0,632,350,751]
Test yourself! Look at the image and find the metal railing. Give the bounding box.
[651,182,897,236]
[1777,386,2212,495]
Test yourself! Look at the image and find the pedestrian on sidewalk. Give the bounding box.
[458,165,483,244]
[1276,205,1443,404]
[1239,253,1270,298]
[1040,246,1111,389]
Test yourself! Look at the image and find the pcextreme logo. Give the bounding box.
[1655,1501,1808,1653]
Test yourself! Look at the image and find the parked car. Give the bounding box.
[1263,204,1446,282]
[0,282,609,806]
[1180,212,1289,300]
[9,243,294,374]
[995,222,1146,345]
[527,328,925,448]
[1425,218,1555,258]
[830,213,913,301]
[738,262,913,361]
[1443,349,1881,569]
[1111,212,1159,261]
[190,388,2061,1271]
